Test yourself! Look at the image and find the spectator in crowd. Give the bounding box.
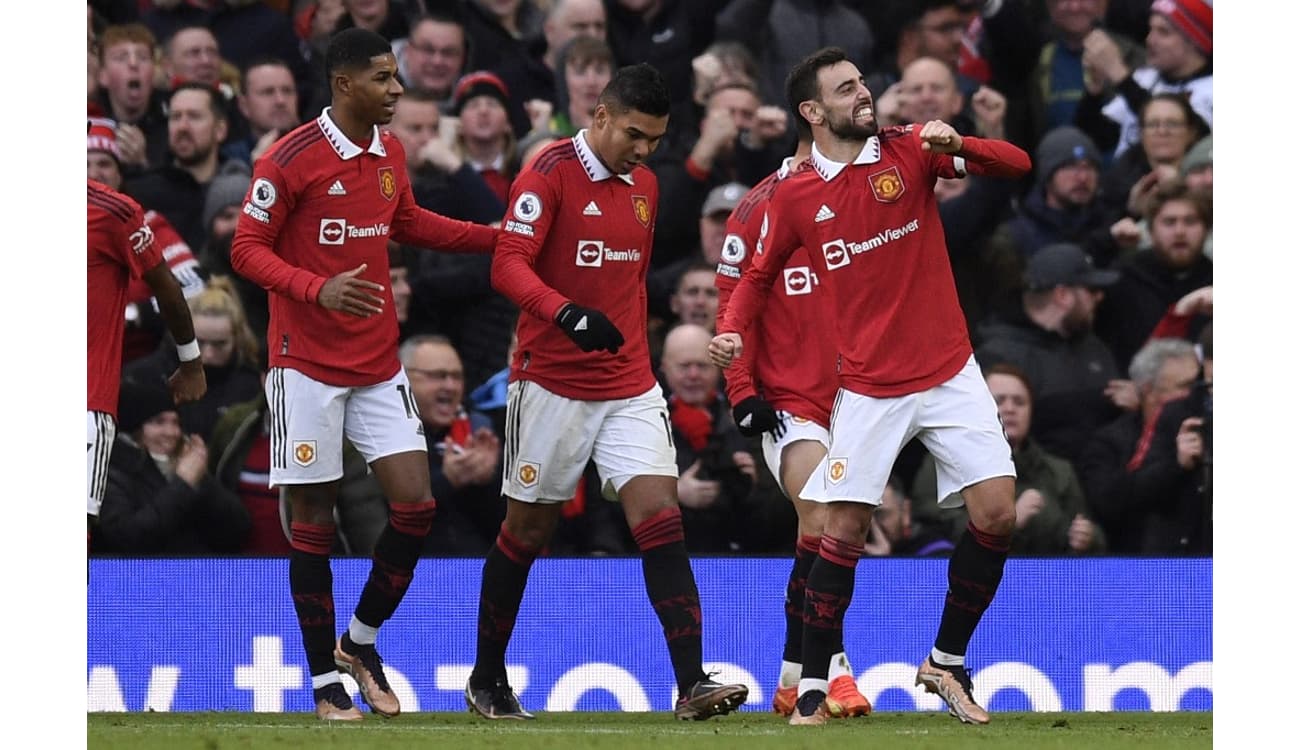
[669,262,721,332]
[194,170,271,346]
[879,56,1007,141]
[649,181,745,322]
[162,25,226,89]
[452,71,518,205]
[660,323,763,554]
[388,245,414,339]
[541,0,608,74]
[912,363,1104,555]
[862,475,955,558]
[87,116,207,365]
[124,82,251,253]
[715,0,874,110]
[226,57,303,167]
[1096,177,1212,371]
[975,243,1130,467]
[396,11,470,103]
[399,335,505,555]
[125,278,265,442]
[329,0,411,41]
[92,23,171,170]
[1027,0,1144,145]
[1077,337,1200,554]
[1075,0,1211,158]
[865,0,983,105]
[1128,324,1212,555]
[651,81,786,270]
[388,87,505,225]
[1110,131,1213,260]
[461,0,550,136]
[94,376,250,555]
[605,0,720,114]
[206,372,289,556]
[545,35,615,137]
[1098,92,1207,223]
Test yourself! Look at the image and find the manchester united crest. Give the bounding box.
[827,458,847,484]
[518,461,540,487]
[868,166,904,203]
[631,194,651,227]
[378,166,396,201]
[293,440,317,467]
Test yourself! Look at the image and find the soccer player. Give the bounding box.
[710,47,1032,726]
[466,63,749,722]
[230,28,499,722]
[713,119,871,719]
[88,178,206,541]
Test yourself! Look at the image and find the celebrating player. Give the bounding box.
[230,28,498,721]
[88,178,206,544]
[711,47,1032,725]
[713,120,871,719]
[465,63,749,722]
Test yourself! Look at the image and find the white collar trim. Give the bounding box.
[317,107,386,160]
[809,137,881,181]
[573,129,635,185]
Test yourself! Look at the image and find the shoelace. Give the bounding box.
[357,648,392,692]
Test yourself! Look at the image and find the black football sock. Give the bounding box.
[801,536,863,683]
[934,521,1011,657]
[289,521,338,678]
[633,505,706,696]
[353,499,436,632]
[782,534,820,664]
[469,525,538,688]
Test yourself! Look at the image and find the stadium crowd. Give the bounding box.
[88,0,1212,559]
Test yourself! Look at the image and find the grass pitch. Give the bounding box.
[88,710,1211,749]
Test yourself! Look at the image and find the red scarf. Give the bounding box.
[668,393,715,451]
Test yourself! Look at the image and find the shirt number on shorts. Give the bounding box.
[395,384,420,419]
[659,411,674,447]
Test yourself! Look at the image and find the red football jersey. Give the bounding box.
[492,132,659,400]
[122,211,205,363]
[715,158,838,428]
[88,179,165,415]
[721,127,1030,398]
[231,108,498,386]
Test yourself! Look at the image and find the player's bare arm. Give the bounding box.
[316,262,386,318]
[142,260,207,404]
[708,332,743,368]
[919,120,963,154]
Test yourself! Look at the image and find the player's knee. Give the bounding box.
[823,503,872,543]
[389,498,437,537]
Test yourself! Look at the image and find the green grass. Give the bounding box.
[88,711,1212,749]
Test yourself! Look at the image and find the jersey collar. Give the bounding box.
[317,107,387,160]
[573,129,635,185]
[809,136,880,181]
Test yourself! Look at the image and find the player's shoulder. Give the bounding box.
[731,169,783,225]
[378,127,406,157]
[87,179,141,223]
[774,163,823,200]
[527,138,579,177]
[630,161,658,190]
[263,119,327,170]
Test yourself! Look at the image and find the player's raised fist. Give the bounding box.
[318,263,386,318]
[708,332,743,368]
[919,120,962,154]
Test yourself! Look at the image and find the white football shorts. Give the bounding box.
[760,410,830,500]
[801,355,1015,506]
[266,366,426,485]
[501,380,678,503]
[87,410,117,516]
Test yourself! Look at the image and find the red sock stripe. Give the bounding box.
[631,505,684,551]
[289,521,335,555]
[968,521,1011,552]
[495,525,539,566]
[819,535,865,569]
[389,499,437,536]
[796,534,821,555]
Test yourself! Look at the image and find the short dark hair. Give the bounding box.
[240,56,293,94]
[599,63,670,117]
[982,361,1035,403]
[170,80,227,120]
[164,24,217,58]
[325,28,393,78]
[1144,177,1211,227]
[785,47,849,127]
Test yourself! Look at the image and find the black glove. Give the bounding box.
[555,302,625,354]
[732,396,780,437]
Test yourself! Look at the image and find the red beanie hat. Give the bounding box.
[87,117,121,162]
[1151,0,1212,56]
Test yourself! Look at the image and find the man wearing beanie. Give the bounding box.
[452,71,516,205]
[983,126,1119,314]
[1075,0,1211,158]
[87,117,207,364]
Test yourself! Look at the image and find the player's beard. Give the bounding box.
[827,113,878,141]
